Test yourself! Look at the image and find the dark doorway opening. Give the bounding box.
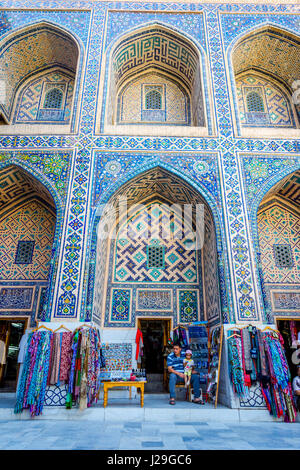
[0,320,26,392]
[138,318,171,393]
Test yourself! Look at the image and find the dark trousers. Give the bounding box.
[169,373,201,399]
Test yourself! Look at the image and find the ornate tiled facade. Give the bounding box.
[0,1,297,339]
[236,74,295,128]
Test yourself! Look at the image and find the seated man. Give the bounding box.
[167,342,203,405]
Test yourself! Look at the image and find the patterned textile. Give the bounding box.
[227,328,296,421]
[173,327,189,349]
[240,329,251,387]
[66,331,79,409]
[257,329,268,379]
[262,332,296,422]
[66,327,102,410]
[15,330,52,417]
[49,332,62,385]
[241,328,252,373]
[59,332,72,383]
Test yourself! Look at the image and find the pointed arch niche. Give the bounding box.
[90,167,222,330]
[256,169,300,321]
[0,164,58,324]
[0,22,80,134]
[230,25,300,138]
[97,24,214,136]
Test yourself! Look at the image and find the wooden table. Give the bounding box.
[103,380,147,408]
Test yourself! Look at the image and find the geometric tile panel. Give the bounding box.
[1,2,299,330]
[236,74,295,128]
[258,202,300,284]
[232,28,300,90]
[178,289,199,323]
[118,73,189,125]
[0,24,78,122]
[15,70,74,124]
[0,199,55,280]
[114,202,198,284]
[136,289,173,312]
[0,286,34,310]
[110,288,131,322]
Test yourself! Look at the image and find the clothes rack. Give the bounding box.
[54,324,72,332]
[32,324,53,333]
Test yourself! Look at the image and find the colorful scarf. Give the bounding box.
[59,332,72,383]
[66,327,102,410]
[49,332,61,385]
[261,332,296,422]
[15,330,52,417]
[227,331,248,398]
[241,328,252,374]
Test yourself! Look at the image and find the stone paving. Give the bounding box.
[1,392,300,450]
[1,419,300,450]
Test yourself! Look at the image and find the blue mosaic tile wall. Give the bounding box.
[0,1,298,326]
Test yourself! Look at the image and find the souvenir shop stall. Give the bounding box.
[276,319,300,383]
[14,324,104,417]
[170,322,223,403]
[226,324,297,422]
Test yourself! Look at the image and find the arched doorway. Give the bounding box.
[257,169,300,379]
[98,22,215,136]
[0,164,57,391]
[90,166,223,390]
[230,25,300,135]
[0,22,79,131]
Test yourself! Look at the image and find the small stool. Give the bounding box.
[175,383,192,402]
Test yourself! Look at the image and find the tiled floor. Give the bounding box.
[1,419,300,450]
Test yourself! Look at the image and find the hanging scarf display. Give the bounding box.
[15,330,52,417]
[48,332,62,385]
[65,327,102,410]
[59,332,73,383]
[173,326,189,349]
[262,332,296,422]
[227,331,248,398]
[257,329,268,381]
[15,325,101,416]
[240,329,251,388]
[241,328,252,374]
[227,326,296,423]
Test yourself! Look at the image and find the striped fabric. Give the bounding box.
[167,351,185,372]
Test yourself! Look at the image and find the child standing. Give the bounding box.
[183,349,194,388]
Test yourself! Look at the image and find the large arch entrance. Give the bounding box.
[230,25,300,136]
[0,22,79,132]
[0,164,57,391]
[90,166,223,392]
[256,169,300,381]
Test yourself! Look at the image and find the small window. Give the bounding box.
[246,92,264,113]
[145,90,162,110]
[273,244,294,268]
[147,245,165,268]
[44,88,63,109]
[15,240,35,265]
